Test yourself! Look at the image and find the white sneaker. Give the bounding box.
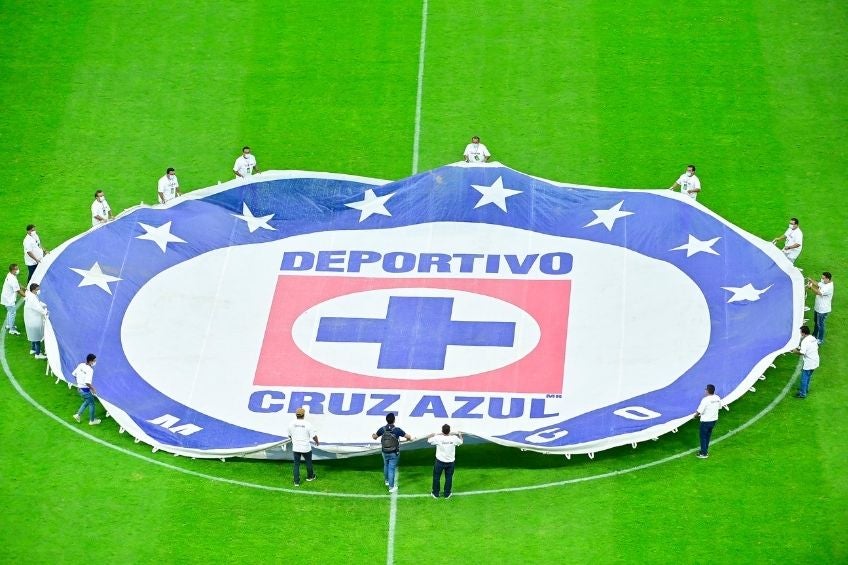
[8,328,19,335]
[385,481,389,487]
[29,350,36,355]
[34,354,47,360]
[89,419,102,425]
[388,486,398,493]
[73,413,81,423]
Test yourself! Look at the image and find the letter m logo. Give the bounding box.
[147,414,204,436]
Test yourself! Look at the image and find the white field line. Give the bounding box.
[1,335,800,499]
[387,470,399,564]
[411,0,429,175]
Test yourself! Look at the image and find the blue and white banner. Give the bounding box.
[40,163,803,458]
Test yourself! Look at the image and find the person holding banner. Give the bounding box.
[233,146,259,178]
[372,413,412,493]
[287,407,319,486]
[792,326,820,398]
[2,264,25,335]
[23,283,48,359]
[91,190,113,226]
[157,168,181,204]
[427,424,463,499]
[463,136,491,163]
[72,354,102,425]
[693,384,721,459]
[772,217,803,264]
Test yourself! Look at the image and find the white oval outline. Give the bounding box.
[1,327,799,499]
[291,286,542,380]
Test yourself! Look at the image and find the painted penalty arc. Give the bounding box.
[1,328,800,499]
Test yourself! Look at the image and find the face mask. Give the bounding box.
[13,270,19,276]
[97,196,104,201]
[91,362,97,367]
[31,230,37,236]
[686,172,693,177]
[168,174,174,180]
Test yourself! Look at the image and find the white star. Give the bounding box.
[671,235,721,257]
[345,189,397,222]
[470,176,523,212]
[136,221,186,253]
[233,203,276,233]
[721,283,773,303]
[584,201,634,231]
[69,262,122,295]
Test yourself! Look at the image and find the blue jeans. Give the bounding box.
[4,305,16,329]
[699,420,716,456]
[382,451,399,487]
[292,450,314,484]
[813,311,828,343]
[77,390,96,422]
[432,459,456,497]
[798,369,815,397]
[31,341,42,354]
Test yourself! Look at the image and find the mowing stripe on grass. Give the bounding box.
[1,326,799,498]
[411,0,429,175]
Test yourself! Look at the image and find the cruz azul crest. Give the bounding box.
[38,163,803,458]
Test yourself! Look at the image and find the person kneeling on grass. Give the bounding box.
[72,354,101,425]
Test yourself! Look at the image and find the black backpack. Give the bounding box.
[381,425,400,453]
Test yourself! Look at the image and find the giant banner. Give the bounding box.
[40,163,803,458]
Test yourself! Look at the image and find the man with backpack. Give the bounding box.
[372,413,413,493]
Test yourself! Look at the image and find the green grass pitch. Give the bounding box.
[0,1,845,563]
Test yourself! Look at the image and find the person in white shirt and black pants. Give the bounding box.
[808,272,834,345]
[427,424,463,498]
[694,384,721,459]
[23,224,46,283]
[287,407,318,486]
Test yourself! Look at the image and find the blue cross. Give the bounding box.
[316,296,516,370]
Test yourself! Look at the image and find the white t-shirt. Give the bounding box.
[71,362,94,389]
[428,433,463,463]
[158,174,180,202]
[288,418,317,453]
[814,281,833,314]
[799,335,820,370]
[783,227,803,260]
[23,233,43,266]
[234,154,257,177]
[1,272,21,307]
[91,198,111,227]
[464,143,491,163]
[676,173,701,199]
[697,394,722,422]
